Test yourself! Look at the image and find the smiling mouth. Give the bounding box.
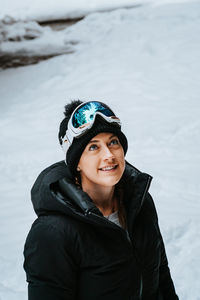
[99,165,118,171]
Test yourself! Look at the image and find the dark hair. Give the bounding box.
[115,182,127,229]
[75,175,127,229]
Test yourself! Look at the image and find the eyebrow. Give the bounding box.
[88,135,117,144]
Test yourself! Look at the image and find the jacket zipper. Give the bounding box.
[86,174,152,246]
[141,175,152,207]
[88,211,144,299]
[87,211,133,246]
[131,174,152,300]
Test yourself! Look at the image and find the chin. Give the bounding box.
[98,175,122,187]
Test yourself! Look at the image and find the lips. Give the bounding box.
[99,165,118,171]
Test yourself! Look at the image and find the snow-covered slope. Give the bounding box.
[0,0,143,22]
[0,0,195,22]
[0,1,200,299]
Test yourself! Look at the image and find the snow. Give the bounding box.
[0,0,200,299]
[0,19,76,57]
[0,0,194,22]
[0,0,144,22]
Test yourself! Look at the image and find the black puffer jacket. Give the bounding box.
[24,161,179,300]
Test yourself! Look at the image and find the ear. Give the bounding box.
[77,166,81,172]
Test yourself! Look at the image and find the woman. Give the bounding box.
[24,100,179,300]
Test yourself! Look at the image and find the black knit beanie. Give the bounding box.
[58,100,128,175]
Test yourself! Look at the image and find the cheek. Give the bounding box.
[117,151,126,174]
[79,154,98,174]
[79,156,100,185]
[117,149,125,164]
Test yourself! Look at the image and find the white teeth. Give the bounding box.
[101,166,116,171]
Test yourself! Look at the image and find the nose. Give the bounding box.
[102,145,115,160]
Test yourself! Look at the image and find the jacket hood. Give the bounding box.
[31,160,152,226]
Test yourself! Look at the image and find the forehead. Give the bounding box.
[89,132,116,142]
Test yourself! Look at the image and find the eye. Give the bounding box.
[89,144,98,151]
[110,139,119,146]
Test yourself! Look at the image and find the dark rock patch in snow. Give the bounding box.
[39,17,83,31]
[0,16,80,69]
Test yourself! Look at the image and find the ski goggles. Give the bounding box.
[61,101,121,154]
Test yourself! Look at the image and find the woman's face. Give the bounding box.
[78,132,125,188]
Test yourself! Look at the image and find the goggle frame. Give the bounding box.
[61,101,121,156]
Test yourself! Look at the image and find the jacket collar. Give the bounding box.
[31,160,152,227]
[56,161,152,221]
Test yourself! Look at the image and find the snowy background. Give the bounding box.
[0,0,200,299]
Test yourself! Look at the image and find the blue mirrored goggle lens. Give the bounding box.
[72,101,115,128]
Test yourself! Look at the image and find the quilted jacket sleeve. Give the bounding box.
[23,215,79,300]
